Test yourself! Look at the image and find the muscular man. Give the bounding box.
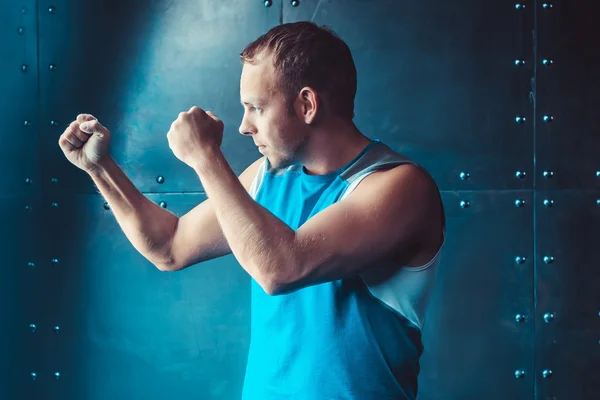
[59,21,445,400]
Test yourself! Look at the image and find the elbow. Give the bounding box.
[150,245,180,272]
[261,280,287,296]
[255,270,279,295]
[259,270,299,296]
[262,280,285,296]
[152,252,181,272]
[253,253,305,295]
[154,261,179,272]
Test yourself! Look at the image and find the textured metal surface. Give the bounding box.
[535,190,600,399]
[32,0,272,398]
[534,2,600,398]
[536,1,600,190]
[417,191,534,400]
[0,2,39,196]
[1,0,598,399]
[9,197,45,400]
[1,2,40,399]
[285,0,535,191]
[0,196,39,400]
[30,193,250,399]
[38,0,279,195]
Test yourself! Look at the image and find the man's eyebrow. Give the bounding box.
[241,99,264,106]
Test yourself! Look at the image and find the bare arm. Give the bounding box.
[87,156,179,270]
[194,150,442,295]
[88,155,264,271]
[168,156,265,271]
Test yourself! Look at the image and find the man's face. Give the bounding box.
[239,56,309,169]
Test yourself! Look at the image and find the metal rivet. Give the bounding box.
[21,64,29,72]
[51,258,59,265]
[515,171,527,180]
[515,3,526,9]
[291,0,300,6]
[24,120,31,127]
[48,5,56,13]
[514,370,525,379]
[29,324,37,333]
[543,199,554,207]
[48,64,56,71]
[50,120,58,126]
[542,369,553,379]
[51,177,58,184]
[542,2,553,8]
[31,372,37,380]
[459,200,470,208]
[17,27,25,35]
[596,198,600,206]
[543,115,554,123]
[28,262,35,268]
[159,201,167,208]
[515,199,525,207]
[53,325,60,334]
[54,372,60,380]
[515,256,527,264]
[264,0,272,6]
[103,202,110,210]
[25,205,32,212]
[25,178,32,184]
[514,59,526,66]
[542,58,554,66]
[515,116,526,124]
[157,176,165,184]
[596,171,600,178]
[459,172,470,180]
[515,314,526,323]
[543,170,554,178]
[543,256,554,264]
[51,202,58,208]
[543,312,555,323]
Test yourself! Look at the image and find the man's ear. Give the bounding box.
[294,87,319,124]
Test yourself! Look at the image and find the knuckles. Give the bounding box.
[176,106,214,124]
[85,120,99,130]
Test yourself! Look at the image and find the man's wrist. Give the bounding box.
[87,156,115,177]
[192,148,223,173]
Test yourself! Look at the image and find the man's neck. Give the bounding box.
[301,120,372,176]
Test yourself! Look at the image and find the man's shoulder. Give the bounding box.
[346,161,444,259]
[358,162,431,192]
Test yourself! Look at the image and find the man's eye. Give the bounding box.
[252,107,261,112]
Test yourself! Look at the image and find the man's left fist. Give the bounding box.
[167,106,224,167]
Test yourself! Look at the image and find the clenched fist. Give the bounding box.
[167,106,224,168]
[58,114,111,173]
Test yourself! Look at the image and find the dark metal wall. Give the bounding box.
[1,1,598,399]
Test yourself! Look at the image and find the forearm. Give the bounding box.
[193,151,296,291]
[88,157,179,269]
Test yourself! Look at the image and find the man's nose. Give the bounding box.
[239,116,256,136]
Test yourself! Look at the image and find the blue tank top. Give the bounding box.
[242,139,445,399]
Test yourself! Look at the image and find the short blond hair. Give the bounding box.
[240,21,357,120]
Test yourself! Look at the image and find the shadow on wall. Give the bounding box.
[44,0,164,194]
[36,1,160,399]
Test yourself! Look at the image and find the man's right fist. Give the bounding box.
[58,114,111,173]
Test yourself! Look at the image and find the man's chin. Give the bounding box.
[268,156,293,170]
